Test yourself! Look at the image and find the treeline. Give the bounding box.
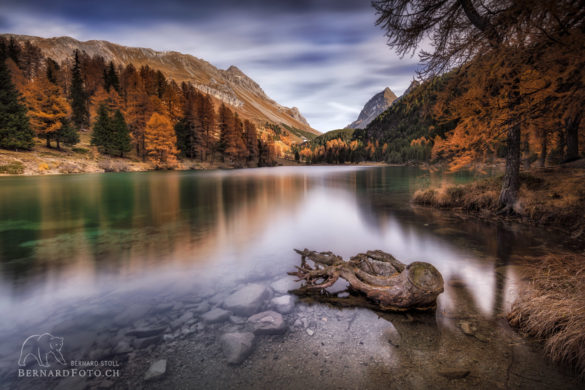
[0,36,277,168]
[294,82,446,165]
[297,30,584,169]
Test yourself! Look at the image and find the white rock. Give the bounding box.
[220,332,255,365]
[270,277,300,294]
[271,295,295,314]
[223,284,271,316]
[247,311,287,335]
[144,359,167,381]
[201,308,231,323]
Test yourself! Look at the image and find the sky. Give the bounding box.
[0,0,421,132]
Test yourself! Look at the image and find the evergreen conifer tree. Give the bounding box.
[70,50,89,130]
[91,104,111,150]
[0,54,34,150]
[110,110,131,157]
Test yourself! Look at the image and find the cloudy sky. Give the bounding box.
[0,0,421,131]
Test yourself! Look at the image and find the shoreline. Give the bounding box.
[411,166,585,377]
[0,146,400,177]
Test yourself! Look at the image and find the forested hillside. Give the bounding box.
[0,36,310,170]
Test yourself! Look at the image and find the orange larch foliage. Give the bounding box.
[144,112,179,168]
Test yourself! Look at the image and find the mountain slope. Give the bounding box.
[346,87,397,129]
[3,34,318,137]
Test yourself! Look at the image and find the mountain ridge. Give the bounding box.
[2,33,318,136]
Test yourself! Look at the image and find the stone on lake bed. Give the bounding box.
[201,308,231,323]
[438,369,470,379]
[126,327,167,338]
[270,277,300,294]
[144,359,167,381]
[223,284,271,316]
[220,332,255,365]
[271,295,295,314]
[248,311,287,335]
[133,335,162,349]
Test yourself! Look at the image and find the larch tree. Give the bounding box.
[218,103,234,158]
[0,52,34,150]
[244,119,259,164]
[199,94,216,161]
[373,0,585,213]
[23,76,71,148]
[144,112,179,168]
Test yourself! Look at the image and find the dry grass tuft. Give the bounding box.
[413,168,585,238]
[412,177,500,211]
[507,254,585,377]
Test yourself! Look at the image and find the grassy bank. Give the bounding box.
[0,133,289,176]
[412,166,585,240]
[507,254,585,377]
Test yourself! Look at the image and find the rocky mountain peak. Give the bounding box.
[346,87,397,129]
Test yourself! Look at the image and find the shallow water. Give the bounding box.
[0,166,580,389]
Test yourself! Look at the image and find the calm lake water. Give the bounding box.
[0,166,580,389]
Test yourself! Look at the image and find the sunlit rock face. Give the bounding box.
[346,87,397,129]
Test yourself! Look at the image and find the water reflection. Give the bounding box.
[0,166,578,389]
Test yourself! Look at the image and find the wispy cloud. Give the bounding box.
[0,1,421,131]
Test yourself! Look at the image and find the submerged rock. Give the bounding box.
[220,332,255,365]
[144,359,167,381]
[223,284,271,316]
[201,308,231,323]
[270,277,299,294]
[271,295,295,314]
[248,311,287,335]
[126,327,166,338]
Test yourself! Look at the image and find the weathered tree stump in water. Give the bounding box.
[289,249,444,311]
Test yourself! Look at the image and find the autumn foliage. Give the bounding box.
[144,113,179,168]
[0,35,280,168]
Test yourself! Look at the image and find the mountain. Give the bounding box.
[346,87,397,129]
[2,34,318,138]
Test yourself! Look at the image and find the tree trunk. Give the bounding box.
[498,123,521,214]
[539,129,547,168]
[565,112,581,162]
[46,136,51,148]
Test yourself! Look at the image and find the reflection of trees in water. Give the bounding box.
[0,171,308,291]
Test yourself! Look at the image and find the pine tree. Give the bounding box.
[91,104,111,150]
[110,110,131,157]
[46,58,60,84]
[0,54,34,150]
[104,61,120,92]
[144,113,179,168]
[54,118,79,150]
[70,50,89,130]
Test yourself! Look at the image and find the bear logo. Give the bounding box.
[18,333,66,367]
